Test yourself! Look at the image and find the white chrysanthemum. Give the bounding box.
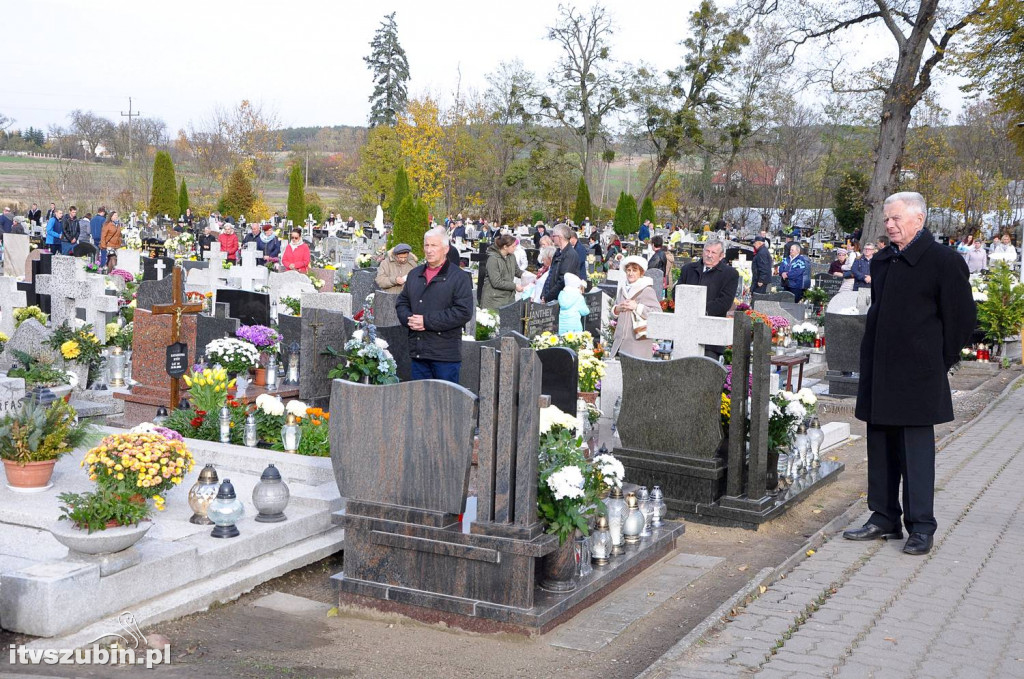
[286,400,308,417]
[131,422,159,434]
[781,390,797,401]
[257,394,285,416]
[547,465,586,501]
[593,453,625,488]
[476,308,497,328]
[786,400,806,420]
[539,405,578,435]
[797,388,817,406]
[769,400,781,418]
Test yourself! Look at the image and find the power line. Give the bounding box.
[121,97,140,162]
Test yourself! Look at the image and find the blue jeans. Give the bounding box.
[60,242,74,255]
[410,359,461,384]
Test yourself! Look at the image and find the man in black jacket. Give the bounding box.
[28,203,42,227]
[541,224,580,302]
[750,235,772,294]
[844,192,975,556]
[675,240,739,359]
[396,227,474,383]
[60,206,80,255]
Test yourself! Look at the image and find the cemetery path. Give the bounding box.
[1,369,1017,679]
[641,371,1024,679]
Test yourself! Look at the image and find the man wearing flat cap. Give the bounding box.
[376,243,419,294]
[751,235,772,295]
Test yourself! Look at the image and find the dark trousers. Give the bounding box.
[411,359,461,384]
[866,423,937,535]
[787,287,805,303]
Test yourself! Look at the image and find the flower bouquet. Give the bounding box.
[204,338,260,375]
[236,325,281,356]
[14,306,48,328]
[105,321,134,351]
[475,308,498,340]
[280,296,301,317]
[578,350,605,393]
[791,321,818,346]
[327,328,399,385]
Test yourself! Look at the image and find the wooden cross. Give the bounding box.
[152,266,204,410]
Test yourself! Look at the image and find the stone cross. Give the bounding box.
[0,276,28,337]
[82,276,121,342]
[648,284,735,358]
[154,258,166,281]
[152,266,204,410]
[35,255,92,329]
[232,248,268,291]
[206,243,227,272]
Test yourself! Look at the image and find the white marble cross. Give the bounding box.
[154,258,167,281]
[648,284,735,358]
[35,255,92,329]
[206,243,227,272]
[0,276,28,337]
[229,248,269,291]
[82,275,121,342]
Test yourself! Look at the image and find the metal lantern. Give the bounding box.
[622,492,644,545]
[590,516,612,566]
[650,486,666,527]
[219,406,232,443]
[188,464,220,525]
[807,417,825,468]
[265,353,278,391]
[281,413,301,453]
[637,486,653,539]
[252,463,290,523]
[23,386,57,408]
[285,341,300,385]
[208,479,244,538]
[153,406,169,426]
[243,413,259,447]
[108,346,126,387]
[606,486,627,555]
[178,397,191,410]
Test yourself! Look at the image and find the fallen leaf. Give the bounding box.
[829,455,840,462]
[327,607,339,618]
[806,549,816,557]
[738,565,749,571]
[812,509,823,514]
[884,637,897,643]
[759,585,767,594]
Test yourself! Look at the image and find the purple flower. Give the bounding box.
[109,269,135,283]
[236,325,281,349]
[154,426,183,442]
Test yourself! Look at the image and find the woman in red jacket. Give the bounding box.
[281,228,311,273]
[217,223,240,262]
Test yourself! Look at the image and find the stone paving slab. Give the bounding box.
[641,377,1024,679]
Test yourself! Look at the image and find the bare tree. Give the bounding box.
[69,110,115,159]
[538,4,624,191]
[787,0,986,243]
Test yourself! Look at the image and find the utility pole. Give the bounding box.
[120,97,140,162]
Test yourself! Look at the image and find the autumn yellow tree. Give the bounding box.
[396,97,446,210]
[350,125,402,214]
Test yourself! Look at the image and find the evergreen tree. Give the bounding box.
[639,196,656,227]
[178,178,190,219]
[304,191,325,224]
[572,177,592,225]
[388,195,429,257]
[613,192,639,236]
[391,166,410,218]
[220,165,257,219]
[149,151,178,217]
[834,171,869,234]
[364,12,410,128]
[286,165,305,226]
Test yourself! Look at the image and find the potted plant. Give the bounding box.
[204,337,261,394]
[236,325,281,385]
[977,263,1024,361]
[6,350,74,399]
[326,309,399,385]
[578,350,605,404]
[474,308,498,341]
[0,399,91,490]
[52,430,195,552]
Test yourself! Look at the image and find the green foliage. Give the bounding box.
[7,350,71,387]
[531,210,546,225]
[572,177,592,224]
[0,399,91,463]
[14,306,48,327]
[613,191,639,236]
[803,287,829,306]
[978,263,1024,347]
[178,178,190,219]
[350,125,402,215]
[280,296,301,316]
[149,151,178,217]
[388,194,429,257]
[58,487,151,533]
[364,11,410,128]
[639,195,656,226]
[391,166,410,218]
[304,191,324,223]
[536,428,602,544]
[219,165,257,219]
[286,164,305,226]
[834,171,869,234]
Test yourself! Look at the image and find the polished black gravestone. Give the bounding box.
[536,347,578,415]
[195,303,239,359]
[374,323,411,383]
[583,289,605,337]
[331,337,684,633]
[141,255,176,282]
[813,274,843,299]
[824,312,867,397]
[614,355,728,514]
[217,288,270,328]
[299,308,355,409]
[277,313,301,357]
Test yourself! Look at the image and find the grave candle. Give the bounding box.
[606,486,626,555]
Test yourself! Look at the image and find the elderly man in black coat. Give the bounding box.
[750,235,772,294]
[675,239,739,359]
[843,192,975,556]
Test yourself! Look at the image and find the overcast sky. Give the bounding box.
[5,0,967,136]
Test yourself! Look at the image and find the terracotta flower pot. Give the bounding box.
[253,367,267,386]
[3,459,57,490]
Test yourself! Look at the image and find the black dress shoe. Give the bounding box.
[842,524,904,541]
[903,532,933,555]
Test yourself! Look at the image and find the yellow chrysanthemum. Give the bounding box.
[60,340,81,359]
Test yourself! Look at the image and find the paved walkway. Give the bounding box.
[642,380,1024,679]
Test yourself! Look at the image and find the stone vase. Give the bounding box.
[50,520,152,556]
[539,533,579,593]
[766,449,781,494]
[3,459,57,490]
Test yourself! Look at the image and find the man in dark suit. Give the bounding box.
[844,192,975,556]
[541,224,580,302]
[674,240,739,359]
[751,235,772,294]
[27,203,42,227]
